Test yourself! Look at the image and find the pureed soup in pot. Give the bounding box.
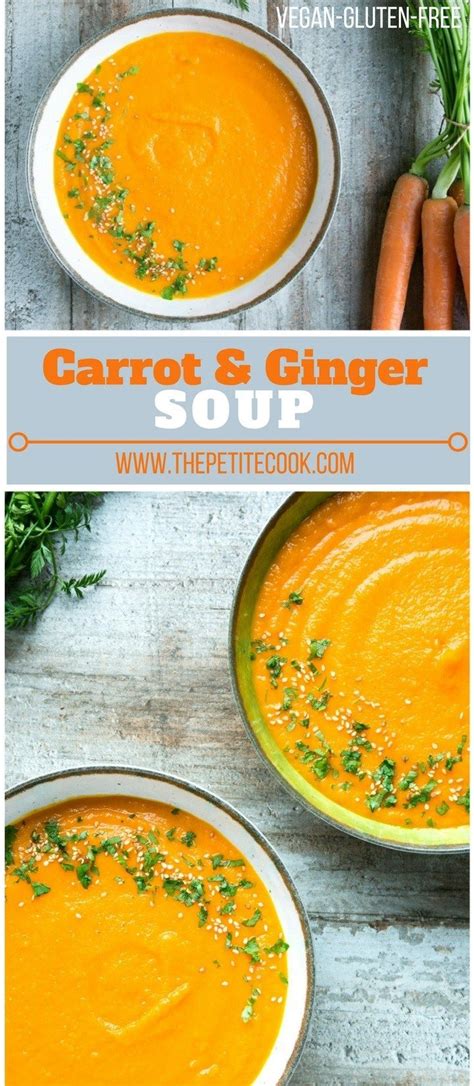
[6,797,288,1085]
[54,32,317,301]
[250,493,469,834]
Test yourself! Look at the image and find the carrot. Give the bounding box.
[421,196,458,330]
[371,173,428,330]
[449,179,465,207]
[454,204,470,315]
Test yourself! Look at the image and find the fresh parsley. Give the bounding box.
[5,492,105,629]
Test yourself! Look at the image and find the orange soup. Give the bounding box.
[54,33,317,300]
[251,493,469,832]
[6,797,288,1085]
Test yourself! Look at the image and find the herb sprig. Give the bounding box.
[5,492,106,628]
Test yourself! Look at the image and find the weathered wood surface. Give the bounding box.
[5,0,469,331]
[6,492,469,1085]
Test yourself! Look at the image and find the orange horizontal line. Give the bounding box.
[8,432,469,453]
[16,438,454,446]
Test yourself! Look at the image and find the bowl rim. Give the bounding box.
[26,6,341,323]
[5,762,316,1086]
[229,491,470,855]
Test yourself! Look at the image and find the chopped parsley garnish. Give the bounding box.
[181,831,196,848]
[266,654,286,686]
[436,801,450,816]
[240,937,261,962]
[242,908,261,928]
[198,257,218,271]
[367,759,397,811]
[283,591,304,608]
[404,780,436,808]
[340,748,362,774]
[241,987,261,1023]
[118,65,140,78]
[266,939,289,955]
[161,274,188,300]
[13,859,37,881]
[456,790,470,811]
[76,861,95,889]
[209,875,253,898]
[308,638,331,660]
[211,854,244,870]
[250,638,275,658]
[374,759,396,789]
[282,687,298,711]
[177,879,204,906]
[31,882,51,898]
[306,691,331,711]
[45,818,69,853]
[198,905,208,927]
[163,877,184,897]
[398,769,418,790]
[296,740,331,780]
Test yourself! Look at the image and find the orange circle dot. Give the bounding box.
[448,431,469,452]
[8,431,29,452]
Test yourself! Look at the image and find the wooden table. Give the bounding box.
[5,0,469,331]
[6,491,469,1085]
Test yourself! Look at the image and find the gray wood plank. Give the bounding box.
[6,0,469,330]
[5,491,469,1084]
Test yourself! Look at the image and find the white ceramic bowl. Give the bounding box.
[6,765,314,1085]
[27,9,340,321]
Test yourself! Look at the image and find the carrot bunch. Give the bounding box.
[372,0,470,330]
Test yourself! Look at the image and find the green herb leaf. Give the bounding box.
[31,882,51,898]
[241,937,261,962]
[163,877,184,897]
[198,905,208,927]
[282,591,304,608]
[241,987,261,1022]
[266,939,289,955]
[198,257,218,272]
[282,687,298,711]
[242,908,261,928]
[181,831,196,849]
[76,862,94,889]
[220,902,236,915]
[436,801,450,816]
[398,769,418,791]
[308,638,331,660]
[404,780,436,808]
[456,789,470,812]
[118,65,140,78]
[341,748,362,774]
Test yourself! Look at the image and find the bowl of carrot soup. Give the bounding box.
[231,492,469,851]
[28,10,340,320]
[6,766,314,1085]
